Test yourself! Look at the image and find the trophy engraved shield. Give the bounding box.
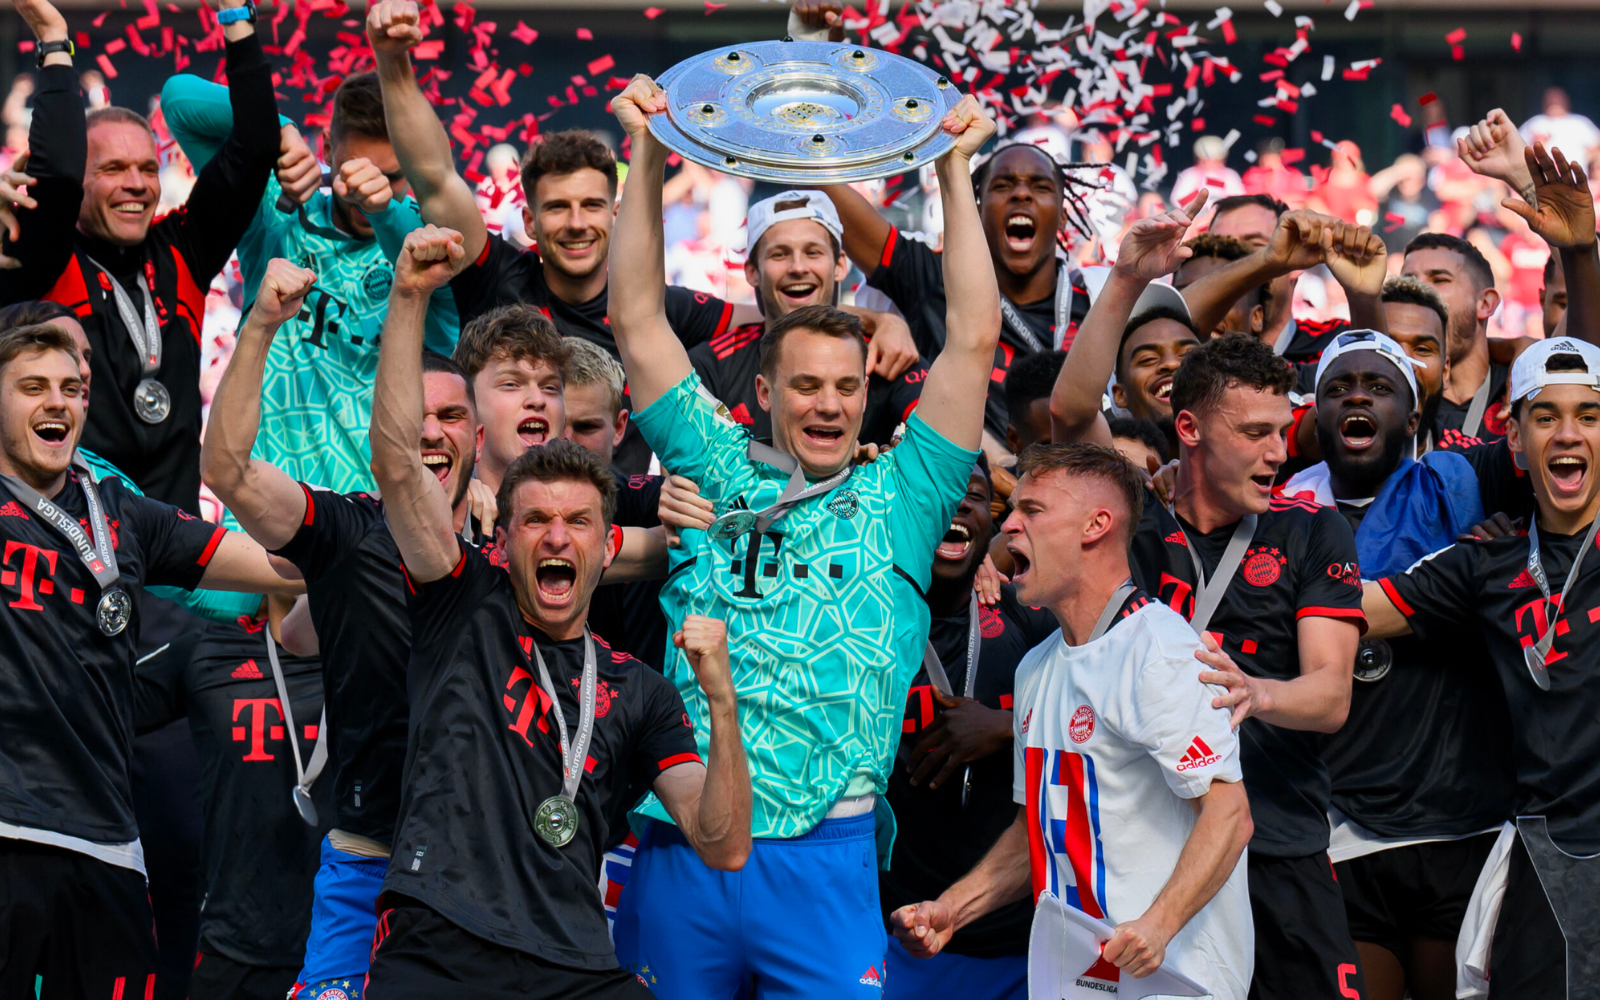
[647,39,962,184]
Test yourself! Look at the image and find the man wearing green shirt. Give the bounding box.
[605,74,1002,998]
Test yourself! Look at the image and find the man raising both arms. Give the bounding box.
[893,443,1254,998]
[605,75,1002,997]
[364,225,751,996]
[1052,205,1368,999]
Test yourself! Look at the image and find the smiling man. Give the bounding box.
[606,75,1001,997]
[1400,234,1508,451]
[1277,332,1513,1000]
[0,0,279,513]
[1362,337,1600,999]
[1050,202,1368,999]
[364,225,751,997]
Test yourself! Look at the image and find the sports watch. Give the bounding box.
[215,1,257,24]
[34,39,74,67]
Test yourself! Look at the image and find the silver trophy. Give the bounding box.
[647,39,962,184]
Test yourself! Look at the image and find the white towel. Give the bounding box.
[1456,822,1517,999]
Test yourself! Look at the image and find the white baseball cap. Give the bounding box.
[744,191,844,256]
[1312,329,1424,405]
[1510,337,1600,405]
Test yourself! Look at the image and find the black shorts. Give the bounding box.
[0,838,158,999]
[365,894,654,1000]
[189,951,300,1000]
[1487,835,1565,998]
[1334,831,1499,959]
[1247,852,1365,1000]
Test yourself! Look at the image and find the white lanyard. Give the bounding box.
[707,441,853,542]
[1462,372,1493,438]
[1521,517,1600,691]
[84,254,160,376]
[999,257,1074,353]
[1181,515,1258,634]
[264,627,329,825]
[921,592,983,699]
[1090,581,1137,641]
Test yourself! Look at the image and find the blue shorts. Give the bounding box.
[291,837,388,1000]
[613,813,887,999]
[883,935,1026,1000]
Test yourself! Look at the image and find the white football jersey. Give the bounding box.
[1013,598,1253,1000]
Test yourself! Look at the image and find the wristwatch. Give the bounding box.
[34,39,74,67]
[215,0,257,24]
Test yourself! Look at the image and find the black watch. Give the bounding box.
[216,0,257,25]
[35,39,74,67]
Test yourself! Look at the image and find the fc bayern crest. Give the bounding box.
[1243,547,1286,587]
[363,265,393,300]
[1068,704,1095,744]
[826,489,860,520]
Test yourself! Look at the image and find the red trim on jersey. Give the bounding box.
[611,523,624,556]
[1297,606,1365,621]
[1269,496,1325,513]
[1287,404,1312,459]
[400,561,416,595]
[474,239,492,267]
[1377,577,1414,616]
[901,398,921,423]
[44,256,92,318]
[170,247,205,345]
[196,526,225,567]
[658,751,702,770]
[713,300,734,338]
[299,483,316,526]
[878,227,899,271]
[449,547,468,578]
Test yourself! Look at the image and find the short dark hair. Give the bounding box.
[521,130,617,203]
[495,438,617,530]
[1108,416,1170,463]
[0,323,78,374]
[1004,349,1066,425]
[0,300,79,332]
[1170,332,1296,417]
[1381,274,1449,337]
[421,349,475,409]
[453,304,572,382]
[1116,306,1199,381]
[330,72,388,145]
[1211,193,1288,221]
[1545,253,1561,284]
[1016,441,1146,542]
[758,305,867,382]
[1404,232,1495,294]
[1183,232,1252,263]
[85,106,156,141]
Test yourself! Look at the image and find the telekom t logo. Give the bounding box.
[232,698,287,761]
[2,541,59,610]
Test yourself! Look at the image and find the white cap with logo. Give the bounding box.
[1510,337,1600,404]
[1312,329,1425,405]
[744,191,844,255]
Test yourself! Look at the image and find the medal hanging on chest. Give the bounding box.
[529,629,599,848]
[86,254,169,424]
[709,441,853,545]
[1,457,127,635]
[1521,517,1600,691]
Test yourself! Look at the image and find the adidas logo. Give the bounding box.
[232,659,264,680]
[1164,529,1186,544]
[1509,569,1538,589]
[1020,708,1032,734]
[0,501,28,519]
[728,402,753,425]
[1176,735,1221,772]
[858,965,882,988]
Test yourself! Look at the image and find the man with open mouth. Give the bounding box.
[878,455,1057,1000]
[1051,201,1370,999]
[605,76,1002,998]
[0,317,305,998]
[1363,336,1600,999]
[1278,331,1515,1000]
[363,225,752,998]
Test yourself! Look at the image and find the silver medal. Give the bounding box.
[292,785,319,826]
[534,794,579,847]
[97,588,132,636]
[133,378,171,424]
[1524,644,1553,691]
[708,508,758,543]
[1354,639,1392,683]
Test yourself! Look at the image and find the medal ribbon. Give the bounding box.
[1521,516,1600,690]
[0,455,119,589]
[264,627,329,824]
[84,254,161,379]
[1181,515,1258,634]
[1089,580,1137,642]
[1461,371,1493,439]
[741,441,854,534]
[529,628,598,805]
[997,257,1072,354]
[920,592,983,699]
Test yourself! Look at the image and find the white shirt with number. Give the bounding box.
[1012,599,1253,1000]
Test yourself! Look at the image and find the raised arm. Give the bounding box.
[200,260,316,548]
[1319,221,1388,332]
[1459,109,1538,208]
[1503,142,1600,345]
[1051,192,1208,446]
[815,183,897,276]
[605,75,694,411]
[653,616,752,871]
[370,225,470,583]
[1181,210,1328,336]
[907,95,1000,451]
[368,0,487,262]
[196,531,307,597]
[598,525,668,583]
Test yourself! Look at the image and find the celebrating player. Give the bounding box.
[892,443,1254,998]
[363,224,751,995]
[605,74,1001,996]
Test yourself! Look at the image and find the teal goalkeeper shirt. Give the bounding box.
[160,75,459,499]
[630,374,978,840]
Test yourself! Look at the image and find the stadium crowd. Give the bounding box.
[0,0,1597,998]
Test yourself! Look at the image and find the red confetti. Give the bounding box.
[704,1,726,12]
[1451,45,1464,61]
[1390,104,1413,128]
[96,53,118,78]
[1311,130,1325,143]
[512,20,537,44]
[136,0,159,30]
[587,54,614,76]
[1420,92,1437,105]
[16,40,32,52]
[104,38,128,55]
[1281,147,1305,164]
[1221,20,1236,44]
[1383,211,1406,232]
[1445,27,1466,45]
[413,39,445,59]
[75,32,89,48]
[576,27,593,39]
[1253,114,1277,126]
[644,6,664,17]
[1512,32,1523,51]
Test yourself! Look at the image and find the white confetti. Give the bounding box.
[1299,81,1317,97]
[1322,53,1335,79]
[1295,15,1314,29]
[1263,0,1282,15]
[1205,7,1232,29]
[1221,128,1240,150]
[1344,0,1360,20]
